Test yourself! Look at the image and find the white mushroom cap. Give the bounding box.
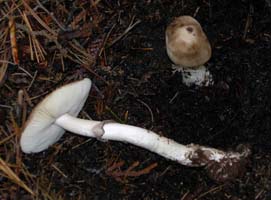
[20,78,92,153]
[166,16,211,68]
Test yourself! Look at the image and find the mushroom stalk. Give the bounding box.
[55,114,101,137]
[177,65,213,87]
[55,113,194,166]
[55,113,250,182]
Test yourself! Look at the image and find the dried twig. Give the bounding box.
[0,27,9,85]
[35,0,66,31]
[21,12,46,63]
[8,16,19,64]
[23,1,57,37]
[106,158,158,182]
[137,99,154,124]
[0,157,34,196]
[108,16,141,47]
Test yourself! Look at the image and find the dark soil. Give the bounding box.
[1,0,271,199]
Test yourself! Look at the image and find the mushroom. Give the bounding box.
[20,78,250,182]
[166,16,213,86]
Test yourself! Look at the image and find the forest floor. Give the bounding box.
[0,0,271,199]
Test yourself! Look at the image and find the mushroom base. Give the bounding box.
[173,65,213,87]
[188,144,251,182]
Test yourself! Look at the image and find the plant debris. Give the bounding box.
[0,0,271,199]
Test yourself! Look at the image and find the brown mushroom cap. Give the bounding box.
[166,16,212,68]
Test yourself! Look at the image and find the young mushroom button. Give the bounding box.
[20,78,250,183]
[166,16,213,86]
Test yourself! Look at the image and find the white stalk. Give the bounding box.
[173,65,213,87]
[55,114,101,137]
[55,113,250,181]
[55,113,195,166]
